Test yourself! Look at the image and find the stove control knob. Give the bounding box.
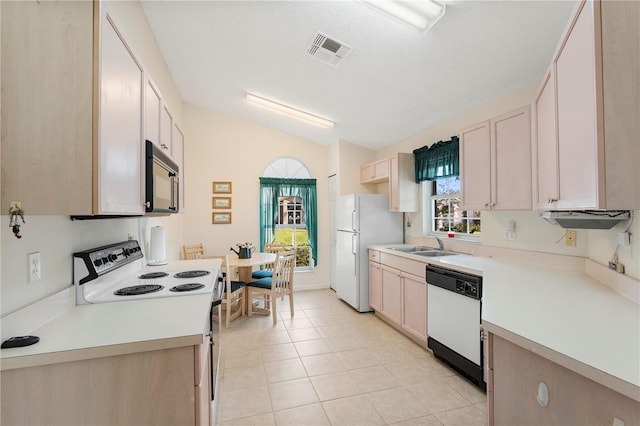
[109,254,117,262]
[93,259,102,267]
[102,257,109,264]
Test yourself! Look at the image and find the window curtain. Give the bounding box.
[259,177,318,266]
[413,136,459,182]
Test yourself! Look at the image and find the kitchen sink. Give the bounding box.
[387,246,430,252]
[411,250,459,257]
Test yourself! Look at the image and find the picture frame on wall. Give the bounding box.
[212,197,232,209]
[212,181,232,193]
[212,212,232,224]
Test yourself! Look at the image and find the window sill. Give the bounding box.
[429,233,481,244]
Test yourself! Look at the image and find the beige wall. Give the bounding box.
[182,103,330,290]
[0,0,184,314]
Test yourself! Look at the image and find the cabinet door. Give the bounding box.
[401,273,427,342]
[369,261,382,311]
[460,121,491,210]
[98,11,144,214]
[160,104,173,155]
[360,163,375,183]
[555,1,599,209]
[172,123,185,212]
[381,265,402,324]
[491,105,532,210]
[195,340,212,426]
[145,78,162,146]
[389,154,418,212]
[374,159,389,181]
[535,70,559,209]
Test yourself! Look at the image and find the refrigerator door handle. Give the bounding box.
[351,210,356,231]
[352,234,357,276]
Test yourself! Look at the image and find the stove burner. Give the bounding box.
[174,270,210,279]
[114,285,164,296]
[170,283,206,292]
[138,272,169,279]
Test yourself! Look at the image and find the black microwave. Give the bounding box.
[145,140,179,214]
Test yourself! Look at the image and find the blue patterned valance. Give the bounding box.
[413,136,459,182]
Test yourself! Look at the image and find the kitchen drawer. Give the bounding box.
[369,250,380,263]
[380,252,425,279]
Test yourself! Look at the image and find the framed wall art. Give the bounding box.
[212,181,232,193]
[212,197,232,209]
[212,212,232,224]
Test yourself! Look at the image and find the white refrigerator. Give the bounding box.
[335,194,403,312]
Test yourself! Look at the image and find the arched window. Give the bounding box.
[260,158,317,270]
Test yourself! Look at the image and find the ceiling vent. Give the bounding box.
[306,32,352,66]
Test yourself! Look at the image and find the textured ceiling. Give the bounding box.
[141,0,576,149]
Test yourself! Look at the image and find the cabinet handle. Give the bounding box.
[161,143,168,150]
[547,198,557,203]
[490,202,495,207]
[484,203,489,207]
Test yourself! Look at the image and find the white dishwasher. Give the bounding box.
[427,264,484,388]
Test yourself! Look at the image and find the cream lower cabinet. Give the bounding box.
[370,250,427,344]
[1,341,211,425]
[488,333,640,425]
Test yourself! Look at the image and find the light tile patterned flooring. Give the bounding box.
[216,289,487,426]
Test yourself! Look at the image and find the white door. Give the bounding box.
[335,230,358,310]
[329,175,337,290]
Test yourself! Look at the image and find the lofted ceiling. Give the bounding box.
[140,0,576,149]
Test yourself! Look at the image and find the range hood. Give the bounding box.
[540,210,631,229]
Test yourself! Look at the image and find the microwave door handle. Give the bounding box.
[168,171,177,211]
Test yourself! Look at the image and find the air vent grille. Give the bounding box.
[306,32,352,66]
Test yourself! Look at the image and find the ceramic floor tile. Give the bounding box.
[294,339,332,357]
[315,324,355,338]
[442,375,487,404]
[310,371,361,401]
[272,403,330,426]
[268,378,319,411]
[406,380,472,414]
[475,402,487,415]
[282,317,315,330]
[222,349,263,370]
[335,348,382,370]
[366,387,431,424]
[287,327,323,342]
[301,353,346,377]
[308,315,344,327]
[324,335,368,352]
[384,360,437,385]
[221,412,275,426]
[434,405,487,425]
[256,330,292,346]
[220,385,272,422]
[261,343,299,363]
[321,394,385,426]
[391,414,444,426]
[349,365,401,393]
[264,358,308,383]
[222,364,267,391]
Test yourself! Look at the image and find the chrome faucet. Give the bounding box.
[434,236,444,250]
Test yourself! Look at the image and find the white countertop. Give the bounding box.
[0,259,220,371]
[369,245,640,396]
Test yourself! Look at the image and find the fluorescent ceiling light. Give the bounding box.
[362,0,446,32]
[246,93,334,129]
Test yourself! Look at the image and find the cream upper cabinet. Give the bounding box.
[145,78,162,146]
[172,123,186,212]
[1,1,144,215]
[460,106,532,211]
[160,104,173,155]
[97,6,145,215]
[535,70,560,209]
[537,0,639,210]
[389,153,418,212]
[360,158,389,184]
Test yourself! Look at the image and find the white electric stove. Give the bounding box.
[73,240,221,305]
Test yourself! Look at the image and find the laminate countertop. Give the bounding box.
[369,245,640,401]
[0,259,221,371]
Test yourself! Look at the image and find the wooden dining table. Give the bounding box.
[225,252,277,283]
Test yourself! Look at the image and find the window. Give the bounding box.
[427,176,481,236]
[260,158,317,270]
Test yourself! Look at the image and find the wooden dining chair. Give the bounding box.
[247,250,296,325]
[182,243,204,260]
[209,255,246,327]
[251,243,287,279]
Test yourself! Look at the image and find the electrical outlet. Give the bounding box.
[504,220,516,240]
[28,252,41,282]
[565,230,577,246]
